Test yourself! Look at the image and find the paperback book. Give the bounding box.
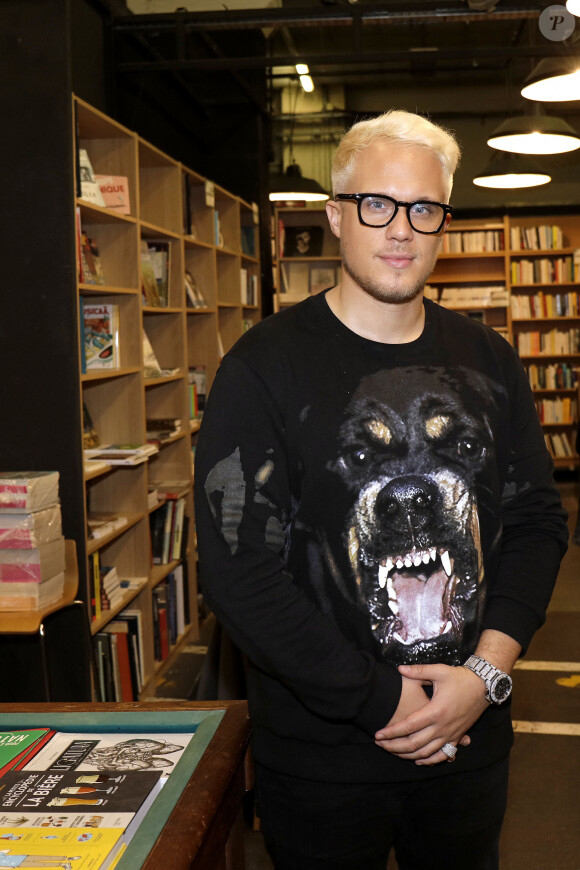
[82,302,120,371]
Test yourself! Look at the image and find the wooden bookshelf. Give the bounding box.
[73,96,261,699]
[273,209,579,467]
[274,206,340,310]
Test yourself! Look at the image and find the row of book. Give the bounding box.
[535,396,577,425]
[442,228,505,253]
[545,430,576,459]
[87,548,146,622]
[438,284,509,308]
[526,362,578,391]
[189,365,207,420]
[94,607,145,701]
[241,267,259,306]
[515,328,580,356]
[152,566,189,663]
[511,290,580,319]
[510,256,575,286]
[0,723,196,869]
[509,224,564,251]
[150,497,188,566]
[0,471,65,611]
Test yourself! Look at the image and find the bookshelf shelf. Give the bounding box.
[71,96,261,700]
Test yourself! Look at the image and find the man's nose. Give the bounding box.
[385,207,413,239]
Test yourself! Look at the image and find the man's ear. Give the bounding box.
[326,199,341,239]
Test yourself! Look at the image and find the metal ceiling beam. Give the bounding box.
[116,42,566,75]
[112,1,544,33]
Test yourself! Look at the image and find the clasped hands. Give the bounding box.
[375,662,490,766]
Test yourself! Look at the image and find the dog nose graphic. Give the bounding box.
[376,476,437,531]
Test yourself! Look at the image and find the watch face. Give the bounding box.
[490,674,512,703]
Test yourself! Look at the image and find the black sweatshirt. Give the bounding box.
[194,292,568,783]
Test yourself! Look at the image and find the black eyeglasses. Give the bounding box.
[335,193,453,234]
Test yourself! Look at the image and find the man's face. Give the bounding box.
[327,141,451,304]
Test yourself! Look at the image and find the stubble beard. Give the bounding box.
[340,239,432,305]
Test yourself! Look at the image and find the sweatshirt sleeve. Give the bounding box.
[194,353,402,734]
[481,345,568,651]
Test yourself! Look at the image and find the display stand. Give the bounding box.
[0,700,251,870]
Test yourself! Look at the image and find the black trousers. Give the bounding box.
[255,756,510,870]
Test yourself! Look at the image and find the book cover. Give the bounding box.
[0,473,59,514]
[140,241,162,308]
[0,537,66,583]
[145,240,171,307]
[23,732,195,776]
[95,175,131,215]
[283,225,324,257]
[0,825,124,870]
[0,729,54,778]
[118,609,145,688]
[82,302,120,371]
[78,148,106,207]
[0,506,62,549]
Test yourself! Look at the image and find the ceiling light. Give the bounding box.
[269,164,329,202]
[487,114,580,154]
[295,63,314,92]
[566,0,580,16]
[521,57,580,101]
[473,153,551,189]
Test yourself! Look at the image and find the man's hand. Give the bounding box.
[375,662,488,765]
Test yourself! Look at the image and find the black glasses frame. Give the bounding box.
[334,193,453,234]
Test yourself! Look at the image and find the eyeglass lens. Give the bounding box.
[360,196,445,232]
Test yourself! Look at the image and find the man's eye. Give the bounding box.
[367,199,387,210]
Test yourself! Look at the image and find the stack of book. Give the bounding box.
[0,472,65,610]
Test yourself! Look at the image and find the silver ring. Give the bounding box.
[441,742,457,761]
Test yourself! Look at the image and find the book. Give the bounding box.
[0,770,164,870]
[0,472,59,514]
[0,729,55,778]
[142,331,179,380]
[87,512,128,541]
[310,266,336,295]
[0,825,124,870]
[84,444,158,467]
[78,147,106,207]
[0,572,65,610]
[145,239,171,307]
[184,270,207,308]
[94,174,131,215]
[82,403,100,450]
[188,366,206,419]
[79,231,105,285]
[22,731,196,776]
[283,224,324,256]
[0,505,62,549]
[140,240,162,307]
[0,537,66,583]
[116,609,146,688]
[82,301,120,371]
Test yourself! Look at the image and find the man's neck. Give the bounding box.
[325,283,426,344]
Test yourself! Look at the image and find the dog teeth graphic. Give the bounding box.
[441,550,453,577]
[378,563,389,589]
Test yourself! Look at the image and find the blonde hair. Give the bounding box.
[331,110,461,198]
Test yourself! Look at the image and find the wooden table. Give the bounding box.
[0,700,252,870]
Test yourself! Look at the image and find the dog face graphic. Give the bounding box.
[328,366,499,665]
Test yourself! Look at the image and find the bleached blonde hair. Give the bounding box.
[331,110,461,199]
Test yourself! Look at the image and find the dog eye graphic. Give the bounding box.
[456,438,485,460]
[352,449,368,466]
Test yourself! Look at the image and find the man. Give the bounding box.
[194,110,568,870]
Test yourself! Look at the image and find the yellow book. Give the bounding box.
[0,826,123,869]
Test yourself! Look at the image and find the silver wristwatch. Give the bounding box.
[462,654,513,705]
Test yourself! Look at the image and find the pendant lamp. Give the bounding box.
[473,153,551,189]
[269,163,329,203]
[487,113,580,154]
[521,57,580,102]
[566,0,580,16]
